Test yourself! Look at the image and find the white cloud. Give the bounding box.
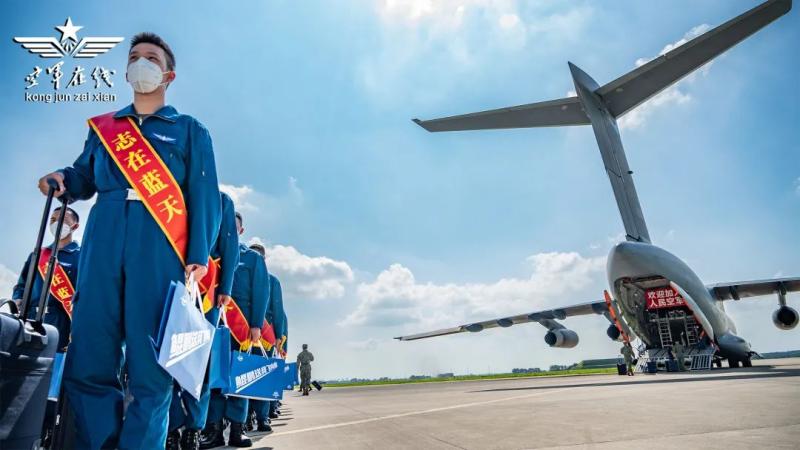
[287,177,304,204]
[794,177,800,196]
[589,232,625,250]
[249,238,354,300]
[0,264,19,313]
[347,338,380,351]
[341,251,605,328]
[359,1,593,106]
[220,178,306,238]
[619,24,711,130]
[220,183,258,212]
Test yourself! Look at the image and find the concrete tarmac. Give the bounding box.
[243,358,799,449]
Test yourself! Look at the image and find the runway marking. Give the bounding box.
[270,387,571,437]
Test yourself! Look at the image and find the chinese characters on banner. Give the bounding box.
[645,286,686,310]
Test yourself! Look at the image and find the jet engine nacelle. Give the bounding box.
[544,329,579,348]
[772,306,799,330]
[606,324,621,341]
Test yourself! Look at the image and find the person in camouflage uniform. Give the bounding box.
[297,344,315,395]
[621,343,635,376]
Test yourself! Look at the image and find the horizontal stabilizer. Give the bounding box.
[599,0,792,117]
[413,96,589,132]
[414,0,791,132]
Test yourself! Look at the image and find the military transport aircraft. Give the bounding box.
[398,0,798,370]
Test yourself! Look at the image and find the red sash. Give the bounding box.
[37,247,74,319]
[259,322,276,351]
[200,258,221,313]
[88,112,221,307]
[223,300,253,348]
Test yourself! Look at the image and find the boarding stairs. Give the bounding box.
[684,346,715,370]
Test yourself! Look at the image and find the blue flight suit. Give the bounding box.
[169,193,239,432]
[12,241,80,351]
[252,275,283,421]
[207,244,270,424]
[268,275,286,351]
[59,104,221,450]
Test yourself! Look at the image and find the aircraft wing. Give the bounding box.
[395,300,607,341]
[707,277,800,301]
[412,96,590,132]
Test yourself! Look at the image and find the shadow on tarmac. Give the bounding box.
[471,366,800,393]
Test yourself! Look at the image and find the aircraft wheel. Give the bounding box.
[728,358,740,368]
[742,358,752,368]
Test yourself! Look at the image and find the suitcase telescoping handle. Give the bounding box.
[17,179,68,348]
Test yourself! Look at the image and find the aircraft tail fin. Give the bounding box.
[413,0,792,132]
[569,62,651,243]
[411,0,791,244]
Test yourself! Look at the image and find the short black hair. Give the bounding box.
[130,32,175,70]
[235,211,243,225]
[249,244,266,257]
[52,206,79,223]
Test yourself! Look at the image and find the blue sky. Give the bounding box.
[1,1,798,379]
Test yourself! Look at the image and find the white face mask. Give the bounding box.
[50,222,73,240]
[127,57,169,94]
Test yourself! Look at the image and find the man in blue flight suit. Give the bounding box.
[12,206,81,447]
[12,206,81,352]
[249,269,285,432]
[37,32,221,449]
[167,192,239,450]
[280,311,289,397]
[270,282,288,416]
[200,212,269,449]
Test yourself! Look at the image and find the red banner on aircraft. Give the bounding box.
[645,287,686,310]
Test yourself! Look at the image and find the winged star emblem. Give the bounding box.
[13,17,123,59]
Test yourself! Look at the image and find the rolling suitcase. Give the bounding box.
[0,180,67,449]
[666,360,679,372]
[616,363,627,376]
[312,380,323,391]
[48,390,76,449]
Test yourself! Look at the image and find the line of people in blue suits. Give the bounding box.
[25,31,291,450]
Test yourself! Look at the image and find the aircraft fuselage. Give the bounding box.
[607,241,751,360]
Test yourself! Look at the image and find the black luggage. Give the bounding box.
[49,390,76,449]
[312,380,323,391]
[0,181,67,449]
[646,361,658,374]
[616,363,627,376]
[666,360,679,372]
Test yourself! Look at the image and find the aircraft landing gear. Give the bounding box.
[742,358,752,368]
[728,358,740,368]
